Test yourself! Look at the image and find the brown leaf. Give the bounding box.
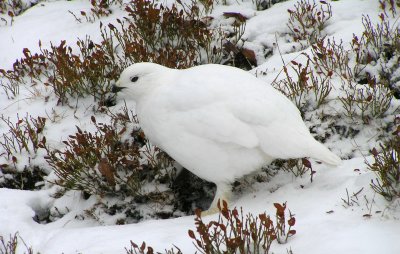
[302,158,312,168]
[241,48,257,66]
[224,41,238,54]
[222,199,228,210]
[98,158,115,186]
[195,208,202,218]
[188,230,195,239]
[274,202,286,217]
[130,241,138,248]
[223,12,247,22]
[288,217,296,226]
[140,242,146,251]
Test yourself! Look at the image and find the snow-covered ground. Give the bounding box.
[1,0,399,253]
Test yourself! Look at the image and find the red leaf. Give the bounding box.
[288,217,296,226]
[302,158,312,168]
[188,230,195,239]
[274,203,284,210]
[140,242,146,251]
[194,208,202,218]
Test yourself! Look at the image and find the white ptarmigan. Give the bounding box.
[114,62,341,215]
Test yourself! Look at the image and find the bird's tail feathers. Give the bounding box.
[310,142,342,166]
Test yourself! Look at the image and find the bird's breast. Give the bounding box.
[136,98,174,147]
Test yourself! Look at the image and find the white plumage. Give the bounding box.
[115,62,341,214]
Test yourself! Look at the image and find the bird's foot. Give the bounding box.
[201,206,220,216]
[201,198,229,217]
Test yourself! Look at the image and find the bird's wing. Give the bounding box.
[163,64,322,159]
[228,94,322,160]
[169,103,260,149]
[170,91,320,160]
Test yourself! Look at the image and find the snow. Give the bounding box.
[1,159,399,253]
[1,0,399,253]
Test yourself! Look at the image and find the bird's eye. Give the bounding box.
[131,76,139,82]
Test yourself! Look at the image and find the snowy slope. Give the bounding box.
[1,0,400,253]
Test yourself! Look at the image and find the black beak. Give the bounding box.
[111,85,125,93]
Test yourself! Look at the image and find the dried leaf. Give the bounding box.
[241,48,257,66]
[302,158,312,168]
[188,230,195,239]
[288,217,296,226]
[223,12,247,22]
[140,242,146,251]
[98,158,115,186]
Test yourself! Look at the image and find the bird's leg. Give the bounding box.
[201,182,232,216]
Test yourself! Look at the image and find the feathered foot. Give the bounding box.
[201,182,232,216]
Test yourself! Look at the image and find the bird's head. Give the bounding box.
[112,62,171,101]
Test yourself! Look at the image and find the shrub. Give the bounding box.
[0,0,40,25]
[1,0,242,104]
[40,38,118,105]
[338,15,397,123]
[338,77,392,123]
[306,15,397,123]
[126,241,182,254]
[356,15,400,99]
[310,38,352,80]
[0,114,47,167]
[44,112,174,198]
[0,47,47,99]
[104,0,225,69]
[69,0,123,23]
[0,39,117,105]
[0,232,36,254]
[0,114,47,189]
[367,119,400,201]
[274,158,315,182]
[188,201,295,253]
[127,201,296,254]
[287,0,332,46]
[379,0,400,18]
[0,166,45,190]
[272,58,332,115]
